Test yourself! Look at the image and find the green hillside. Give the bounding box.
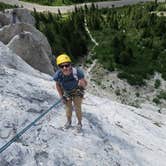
[33,2,166,85]
[91,2,166,85]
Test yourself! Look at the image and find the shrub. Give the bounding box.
[153,97,161,104]
[86,59,93,64]
[103,57,115,71]
[154,79,161,88]
[157,91,166,100]
[135,92,140,97]
[162,72,166,80]
[157,5,166,11]
[115,89,121,96]
[118,72,146,86]
[119,49,133,65]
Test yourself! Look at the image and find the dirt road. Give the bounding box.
[0,0,164,13]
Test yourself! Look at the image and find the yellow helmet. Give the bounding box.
[56,53,71,65]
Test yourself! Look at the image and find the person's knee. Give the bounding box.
[74,106,82,120]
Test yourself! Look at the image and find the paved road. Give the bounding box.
[0,0,165,13]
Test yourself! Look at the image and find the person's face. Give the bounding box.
[59,63,72,75]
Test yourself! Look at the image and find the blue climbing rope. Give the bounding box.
[0,98,62,154]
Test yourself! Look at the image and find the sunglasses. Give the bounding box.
[59,64,71,69]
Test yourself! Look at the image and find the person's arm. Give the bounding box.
[55,82,63,98]
[77,68,87,89]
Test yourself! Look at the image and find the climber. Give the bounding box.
[53,53,87,131]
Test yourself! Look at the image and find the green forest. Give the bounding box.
[33,2,166,86]
[20,0,113,6]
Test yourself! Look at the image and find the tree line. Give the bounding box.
[0,2,16,11]
[22,0,110,6]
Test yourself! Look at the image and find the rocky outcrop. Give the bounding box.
[0,22,51,54]
[7,31,54,75]
[0,23,54,75]
[11,8,35,25]
[0,12,11,27]
[0,41,50,79]
[0,7,54,75]
[0,8,35,27]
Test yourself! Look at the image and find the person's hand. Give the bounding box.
[62,96,70,104]
[78,79,87,89]
[62,96,67,104]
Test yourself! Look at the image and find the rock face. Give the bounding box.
[7,31,54,75]
[0,40,166,166]
[0,23,54,75]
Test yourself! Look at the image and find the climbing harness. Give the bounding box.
[63,87,85,101]
[0,98,62,154]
